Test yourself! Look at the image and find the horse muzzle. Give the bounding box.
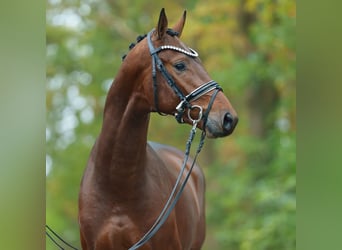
[205,111,238,138]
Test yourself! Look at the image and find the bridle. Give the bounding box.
[128,30,223,250]
[147,29,222,124]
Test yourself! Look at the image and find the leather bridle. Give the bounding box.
[147,29,222,124]
[128,30,223,250]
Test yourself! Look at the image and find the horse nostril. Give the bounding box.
[223,112,237,134]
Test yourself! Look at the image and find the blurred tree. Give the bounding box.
[46,0,295,249]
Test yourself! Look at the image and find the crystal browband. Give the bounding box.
[158,45,199,57]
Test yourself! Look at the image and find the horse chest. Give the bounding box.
[94,207,189,249]
[91,181,197,248]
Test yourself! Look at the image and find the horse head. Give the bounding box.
[124,8,238,138]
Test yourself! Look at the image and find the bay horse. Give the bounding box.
[79,9,238,250]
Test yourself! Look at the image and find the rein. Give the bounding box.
[129,89,220,250]
[128,30,222,250]
[46,224,79,250]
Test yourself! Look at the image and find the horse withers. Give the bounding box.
[79,9,238,250]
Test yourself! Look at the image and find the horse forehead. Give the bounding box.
[162,35,191,52]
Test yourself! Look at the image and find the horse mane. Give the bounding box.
[121,29,179,61]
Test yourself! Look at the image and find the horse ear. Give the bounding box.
[157,8,168,40]
[172,10,187,37]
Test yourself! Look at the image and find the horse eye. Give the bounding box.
[174,62,186,71]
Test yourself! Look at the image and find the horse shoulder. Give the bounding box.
[147,141,206,248]
[147,141,205,190]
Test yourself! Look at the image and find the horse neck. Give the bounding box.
[95,65,151,188]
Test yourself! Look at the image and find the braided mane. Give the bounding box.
[121,29,179,61]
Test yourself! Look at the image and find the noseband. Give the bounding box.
[147,29,222,124]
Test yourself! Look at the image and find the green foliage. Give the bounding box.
[46,0,296,249]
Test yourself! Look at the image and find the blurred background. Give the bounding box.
[46,0,295,249]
